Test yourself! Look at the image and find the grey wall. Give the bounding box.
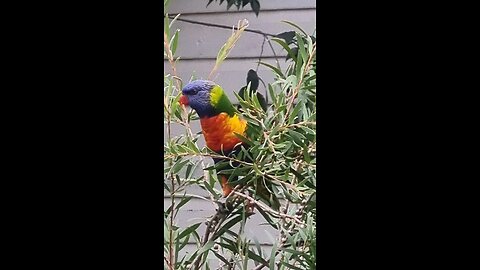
[164,1,316,267]
[165,0,316,102]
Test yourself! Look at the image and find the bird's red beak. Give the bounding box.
[179,95,189,106]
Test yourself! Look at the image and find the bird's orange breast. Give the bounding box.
[200,113,247,153]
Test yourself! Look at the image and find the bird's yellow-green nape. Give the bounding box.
[209,85,235,117]
[209,85,224,107]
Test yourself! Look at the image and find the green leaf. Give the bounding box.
[283,248,307,257]
[201,179,219,198]
[295,32,307,64]
[184,163,193,180]
[234,132,253,146]
[271,38,297,63]
[214,19,248,70]
[212,250,231,266]
[168,13,181,29]
[280,261,305,270]
[192,230,201,244]
[164,0,171,14]
[172,158,189,174]
[268,84,277,105]
[269,242,278,269]
[225,229,239,239]
[288,101,303,124]
[170,93,181,119]
[252,236,262,257]
[258,61,285,79]
[178,232,190,252]
[164,14,170,40]
[306,34,314,55]
[288,129,306,145]
[212,215,243,240]
[255,204,278,229]
[175,195,192,213]
[165,204,173,216]
[177,222,201,240]
[219,236,239,253]
[196,240,215,258]
[302,146,311,163]
[251,91,262,110]
[281,20,308,36]
[170,29,180,55]
[286,47,298,62]
[247,249,268,266]
[295,46,304,79]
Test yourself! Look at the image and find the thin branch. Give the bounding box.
[163,193,218,207]
[166,14,277,37]
[163,32,181,91]
[165,152,254,166]
[232,191,305,226]
[165,151,308,195]
[164,30,176,270]
[256,36,266,72]
[208,19,249,80]
[266,37,281,70]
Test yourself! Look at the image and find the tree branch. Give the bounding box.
[165,14,277,37]
[232,191,305,226]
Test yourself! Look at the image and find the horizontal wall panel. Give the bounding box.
[167,0,316,14]
[167,9,316,59]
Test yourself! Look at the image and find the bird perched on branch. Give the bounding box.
[237,69,267,112]
[179,80,279,210]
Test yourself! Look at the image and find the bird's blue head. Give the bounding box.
[179,80,217,118]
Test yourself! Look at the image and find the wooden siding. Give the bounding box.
[164,1,315,267]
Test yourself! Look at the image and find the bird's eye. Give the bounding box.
[191,89,198,94]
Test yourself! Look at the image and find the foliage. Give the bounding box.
[206,0,261,16]
[164,4,316,269]
[275,23,317,68]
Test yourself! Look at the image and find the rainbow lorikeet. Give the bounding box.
[179,80,279,210]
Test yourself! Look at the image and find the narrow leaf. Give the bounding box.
[178,222,202,240]
[281,20,308,36]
